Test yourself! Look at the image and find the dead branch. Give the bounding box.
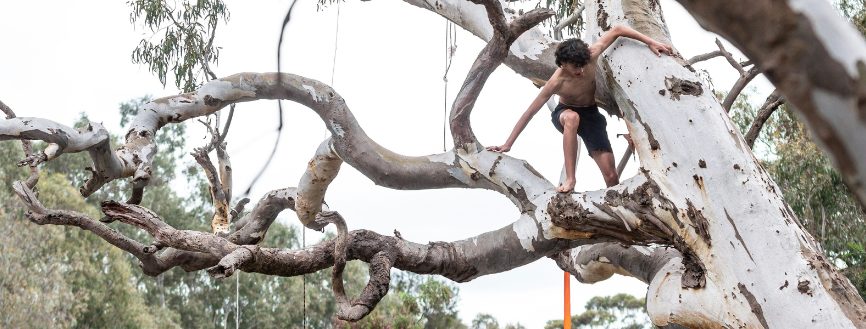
[745,90,785,148]
[722,65,762,112]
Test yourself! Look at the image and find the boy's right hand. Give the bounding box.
[486,144,511,152]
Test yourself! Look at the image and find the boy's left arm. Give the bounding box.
[590,25,673,57]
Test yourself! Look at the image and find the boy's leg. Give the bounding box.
[559,110,581,193]
[590,150,618,187]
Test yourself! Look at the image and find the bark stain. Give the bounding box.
[798,279,813,296]
[737,283,770,329]
[724,209,755,263]
[506,184,536,214]
[693,174,705,190]
[664,76,703,100]
[596,3,611,31]
[489,155,503,177]
[698,159,706,168]
[203,95,223,106]
[686,199,711,246]
[675,239,706,289]
[633,110,660,151]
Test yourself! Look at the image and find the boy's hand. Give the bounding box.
[486,144,511,153]
[648,41,673,56]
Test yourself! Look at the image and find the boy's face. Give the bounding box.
[562,63,586,77]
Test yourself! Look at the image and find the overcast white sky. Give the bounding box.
[0,0,772,327]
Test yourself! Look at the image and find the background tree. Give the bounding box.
[544,294,650,329]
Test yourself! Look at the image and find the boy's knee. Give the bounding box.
[603,171,619,186]
[561,111,580,129]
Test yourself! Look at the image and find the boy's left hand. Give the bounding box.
[649,41,673,56]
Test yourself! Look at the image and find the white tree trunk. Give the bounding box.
[673,0,866,211]
[565,0,866,327]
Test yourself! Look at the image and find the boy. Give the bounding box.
[487,25,672,193]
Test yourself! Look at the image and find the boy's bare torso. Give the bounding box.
[554,59,598,106]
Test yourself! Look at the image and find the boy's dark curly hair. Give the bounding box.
[555,38,591,68]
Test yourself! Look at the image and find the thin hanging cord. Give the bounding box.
[326,0,341,140]
[245,0,297,198]
[235,273,240,329]
[443,20,456,151]
[302,227,307,329]
[331,1,341,86]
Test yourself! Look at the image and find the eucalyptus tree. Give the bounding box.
[2,0,866,328]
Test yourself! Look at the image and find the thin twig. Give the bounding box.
[714,38,744,75]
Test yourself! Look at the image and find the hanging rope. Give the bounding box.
[443,20,457,151]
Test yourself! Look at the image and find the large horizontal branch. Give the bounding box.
[548,174,676,245]
[100,200,587,282]
[2,72,556,213]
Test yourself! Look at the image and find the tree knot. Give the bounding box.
[547,193,593,230]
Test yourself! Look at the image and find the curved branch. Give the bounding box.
[722,65,762,112]
[449,4,554,148]
[745,90,785,148]
[0,117,126,195]
[295,139,342,230]
[322,211,391,321]
[551,243,679,284]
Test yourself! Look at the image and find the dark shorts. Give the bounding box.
[551,104,613,156]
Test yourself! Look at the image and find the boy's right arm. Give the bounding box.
[487,71,560,152]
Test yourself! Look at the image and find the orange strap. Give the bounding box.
[564,271,571,329]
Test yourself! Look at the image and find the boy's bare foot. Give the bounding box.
[557,179,576,193]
